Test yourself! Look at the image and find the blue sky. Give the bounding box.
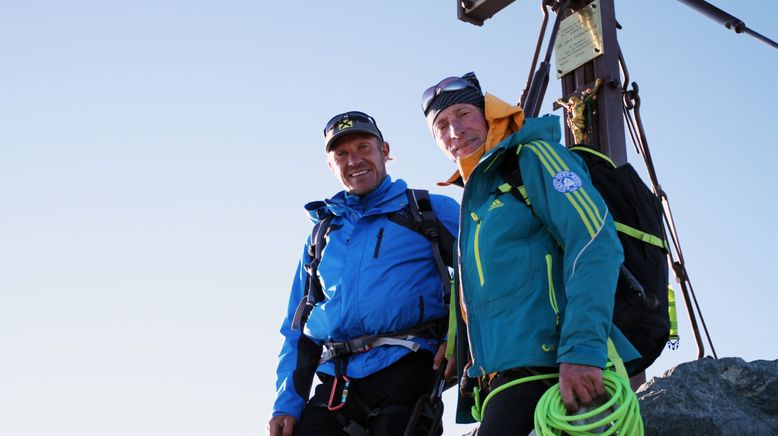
[2,1,776,435]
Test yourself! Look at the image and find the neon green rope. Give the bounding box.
[533,371,644,435]
[470,373,559,422]
[471,370,643,435]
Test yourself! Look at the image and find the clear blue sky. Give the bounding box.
[2,1,776,435]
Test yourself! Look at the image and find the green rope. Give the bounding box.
[470,373,558,422]
[533,370,644,435]
[470,370,643,435]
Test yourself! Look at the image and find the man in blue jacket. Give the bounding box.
[420,73,639,435]
[268,111,460,436]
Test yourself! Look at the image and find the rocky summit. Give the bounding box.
[637,357,778,436]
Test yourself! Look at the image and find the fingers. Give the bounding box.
[444,355,457,381]
[558,363,604,412]
[268,415,295,436]
[432,343,447,370]
[559,378,579,411]
[281,417,293,436]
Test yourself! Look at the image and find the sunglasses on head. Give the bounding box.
[323,111,378,135]
[421,76,475,113]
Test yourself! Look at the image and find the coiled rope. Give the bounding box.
[533,370,643,435]
[471,370,643,435]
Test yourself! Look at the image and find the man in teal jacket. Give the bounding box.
[421,73,639,435]
[269,111,460,436]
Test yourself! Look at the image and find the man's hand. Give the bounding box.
[267,415,296,436]
[558,363,605,412]
[433,342,457,381]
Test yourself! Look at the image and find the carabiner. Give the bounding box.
[327,374,351,411]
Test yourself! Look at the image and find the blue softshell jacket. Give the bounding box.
[457,115,640,379]
[272,177,460,419]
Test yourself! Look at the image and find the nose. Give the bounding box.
[346,152,364,167]
[448,119,463,138]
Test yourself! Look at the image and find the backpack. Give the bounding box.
[498,144,672,374]
[291,188,456,333]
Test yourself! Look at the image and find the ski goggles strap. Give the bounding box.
[421,76,477,113]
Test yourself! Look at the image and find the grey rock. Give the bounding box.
[637,357,778,436]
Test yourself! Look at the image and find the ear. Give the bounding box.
[326,154,337,175]
[381,141,391,161]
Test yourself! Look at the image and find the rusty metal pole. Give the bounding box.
[558,0,626,165]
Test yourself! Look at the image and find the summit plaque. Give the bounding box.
[555,0,604,78]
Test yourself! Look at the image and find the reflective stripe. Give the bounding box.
[536,140,605,229]
[518,185,530,205]
[445,278,456,359]
[668,285,679,341]
[471,212,485,286]
[570,146,616,168]
[607,339,628,380]
[525,142,598,238]
[497,182,512,193]
[545,253,560,325]
[615,222,667,249]
[572,188,605,228]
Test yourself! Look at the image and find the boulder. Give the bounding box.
[638,357,778,436]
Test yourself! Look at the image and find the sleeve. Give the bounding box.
[519,140,624,368]
[271,239,323,419]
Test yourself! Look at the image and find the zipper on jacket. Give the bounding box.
[417,296,425,325]
[470,212,485,286]
[373,227,384,258]
[546,253,560,326]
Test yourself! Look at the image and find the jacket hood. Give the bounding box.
[492,114,562,154]
[304,176,408,223]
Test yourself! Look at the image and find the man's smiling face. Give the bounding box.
[327,133,389,196]
[430,103,488,162]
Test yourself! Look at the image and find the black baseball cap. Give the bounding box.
[323,111,384,151]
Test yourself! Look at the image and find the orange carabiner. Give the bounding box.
[327,374,351,411]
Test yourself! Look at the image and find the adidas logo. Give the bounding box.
[488,198,504,211]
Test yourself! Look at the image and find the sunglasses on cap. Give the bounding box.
[421,76,476,113]
[323,111,378,136]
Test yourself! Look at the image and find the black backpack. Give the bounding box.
[498,144,671,374]
[291,188,456,332]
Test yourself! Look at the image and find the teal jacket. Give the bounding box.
[458,115,639,378]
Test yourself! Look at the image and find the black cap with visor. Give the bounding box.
[323,111,384,151]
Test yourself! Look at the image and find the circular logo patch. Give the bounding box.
[552,171,582,193]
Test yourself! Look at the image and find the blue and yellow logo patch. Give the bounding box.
[552,170,582,193]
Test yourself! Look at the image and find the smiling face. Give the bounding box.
[430,103,488,162]
[327,133,390,196]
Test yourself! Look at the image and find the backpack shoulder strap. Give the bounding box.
[291,215,339,331]
[387,189,454,297]
[497,148,567,250]
[496,150,532,209]
[407,189,454,281]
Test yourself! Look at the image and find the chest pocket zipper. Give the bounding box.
[373,228,384,258]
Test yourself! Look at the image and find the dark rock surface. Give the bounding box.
[638,357,778,436]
